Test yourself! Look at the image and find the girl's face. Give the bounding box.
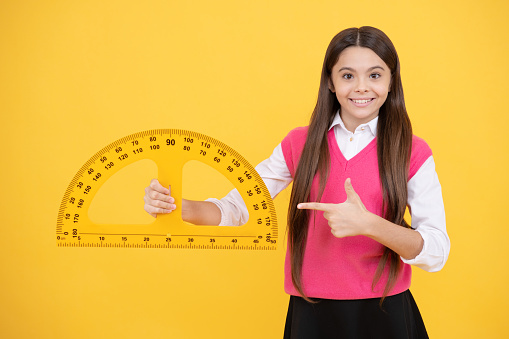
[328,46,392,132]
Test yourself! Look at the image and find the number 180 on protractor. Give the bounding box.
[56,129,278,250]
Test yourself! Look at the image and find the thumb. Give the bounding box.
[344,178,360,203]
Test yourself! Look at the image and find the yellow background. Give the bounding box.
[1,0,508,338]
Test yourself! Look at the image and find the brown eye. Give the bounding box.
[342,74,353,80]
[370,73,381,79]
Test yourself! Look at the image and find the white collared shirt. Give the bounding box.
[207,112,450,272]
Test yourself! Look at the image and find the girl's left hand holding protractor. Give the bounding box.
[297,178,371,238]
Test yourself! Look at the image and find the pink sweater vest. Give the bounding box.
[281,127,432,300]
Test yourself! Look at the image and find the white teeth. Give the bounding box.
[352,99,372,104]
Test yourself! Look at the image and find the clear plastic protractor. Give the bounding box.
[56,129,278,250]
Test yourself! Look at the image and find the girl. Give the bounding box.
[144,26,450,339]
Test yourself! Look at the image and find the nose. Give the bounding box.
[355,78,369,93]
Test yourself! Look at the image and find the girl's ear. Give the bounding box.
[328,79,335,93]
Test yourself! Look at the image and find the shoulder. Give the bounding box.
[411,135,433,159]
[409,135,433,179]
[281,126,309,149]
[284,126,309,140]
[411,135,432,152]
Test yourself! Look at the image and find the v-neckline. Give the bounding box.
[327,128,377,168]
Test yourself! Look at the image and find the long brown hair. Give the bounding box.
[287,26,412,303]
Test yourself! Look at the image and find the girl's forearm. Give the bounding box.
[181,199,221,226]
[364,213,424,260]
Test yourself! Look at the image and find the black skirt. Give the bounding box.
[283,290,428,339]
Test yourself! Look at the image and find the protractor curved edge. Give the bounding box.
[56,129,278,250]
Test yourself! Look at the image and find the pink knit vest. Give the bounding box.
[281,127,432,299]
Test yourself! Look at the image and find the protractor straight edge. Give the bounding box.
[56,129,278,250]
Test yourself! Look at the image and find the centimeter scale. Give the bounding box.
[56,129,278,250]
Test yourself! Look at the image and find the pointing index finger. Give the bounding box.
[297,202,333,212]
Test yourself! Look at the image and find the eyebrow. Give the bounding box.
[338,66,386,72]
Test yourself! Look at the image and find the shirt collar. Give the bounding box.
[329,110,378,137]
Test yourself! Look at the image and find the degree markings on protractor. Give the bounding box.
[56,129,277,250]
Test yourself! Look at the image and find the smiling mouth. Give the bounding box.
[350,98,374,104]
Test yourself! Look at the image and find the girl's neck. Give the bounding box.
[340,113,379,133]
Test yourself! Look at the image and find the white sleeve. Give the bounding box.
[206,143,293,226]
[401,155,450,272]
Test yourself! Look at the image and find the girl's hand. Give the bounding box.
[297,178,371,238]
[143,179,176,217]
